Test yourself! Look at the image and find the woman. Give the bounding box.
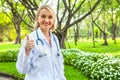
[16,5,66,80]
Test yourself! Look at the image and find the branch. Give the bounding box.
[19,0,31,9]
[92,2,105,34]
[71,0,85,16]
[59,9,67,25]
[63,0,101,31]
[33,0,39,9]
[45,0,49,4]
[57,0,60,22]
[116,0,120,4]
[94,2,105,21]
[19,0,37,21]
[57,0,67,30]
[71,0,77,11]
[6,0,33,29]
[68,0,71,12]
[62,0,69,11]
[19,15,33,28]
[93,21,105,34]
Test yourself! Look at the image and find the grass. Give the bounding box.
[65,38,120,55]
[0,43,88,80]
[0,62,88,80]
[65,65,88,80]
[0,43,20,52]
[0,38,120,80]
[0,62,24,79]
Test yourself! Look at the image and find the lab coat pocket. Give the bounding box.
[32,48,47,64]
[28,53,47,74]
[33,51,47,62]
[27,53,47,73]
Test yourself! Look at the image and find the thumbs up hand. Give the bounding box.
[25,35,35,56]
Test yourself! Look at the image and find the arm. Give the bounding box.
[16,39,30,74]
[53,34,66,80]
[16,35,35,74]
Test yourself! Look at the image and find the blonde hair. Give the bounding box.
[34,5,56,31]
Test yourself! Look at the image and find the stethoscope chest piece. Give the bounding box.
[39,53,47,57]
[57,53,60,56]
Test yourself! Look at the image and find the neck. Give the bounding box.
[42,30,50,37]
[41,29,51,45]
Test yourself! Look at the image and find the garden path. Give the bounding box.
[0,75,14,80]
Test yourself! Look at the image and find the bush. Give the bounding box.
[62,48,80,65]
[0,49,19,62]
[62,49,120,80]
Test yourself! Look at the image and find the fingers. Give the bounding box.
[27,35,30,40]
[25,35,35,56]
[25,35,35,50]
[27,41,35,49]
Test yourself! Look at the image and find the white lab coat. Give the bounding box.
[16,28,66,80]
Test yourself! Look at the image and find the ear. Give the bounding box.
[36,17,38,22]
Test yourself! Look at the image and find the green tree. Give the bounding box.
[1,0,101,48]
[0,13,13,42]
[55,0,101,48]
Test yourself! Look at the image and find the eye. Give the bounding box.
[48,15,53,19]
[41,15,46,18]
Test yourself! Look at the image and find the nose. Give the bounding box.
[45,17,49,22]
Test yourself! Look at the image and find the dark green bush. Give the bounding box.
[0,50,19,62]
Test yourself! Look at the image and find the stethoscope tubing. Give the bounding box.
[35,30,60,56]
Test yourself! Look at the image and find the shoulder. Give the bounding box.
[52,33,58,40]
[52,33,60,45]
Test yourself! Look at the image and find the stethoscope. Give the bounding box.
[35,30,60,57]
[28,30,60,72]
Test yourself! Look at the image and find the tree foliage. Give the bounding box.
[0,0,120,48]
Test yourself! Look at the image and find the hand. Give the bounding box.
[25,35,35,56]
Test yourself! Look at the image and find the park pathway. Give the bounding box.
[0,75,14,80]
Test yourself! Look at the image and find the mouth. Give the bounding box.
[43,23,49,26]
[44,24,49,26]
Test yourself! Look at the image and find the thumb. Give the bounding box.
[26,35,30,40]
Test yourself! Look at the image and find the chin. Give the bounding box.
[44,28,50,31]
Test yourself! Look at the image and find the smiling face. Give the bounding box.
[36,8,55,32]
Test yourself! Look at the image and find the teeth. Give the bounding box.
[44,24,48,26]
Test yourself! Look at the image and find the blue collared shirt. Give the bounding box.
[16,28,66,80]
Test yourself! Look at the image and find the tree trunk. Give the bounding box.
[111,23,116,44]
[111,0,116,44]
[91,15,95,47]
[74,24,79,46]
[102,32,108,45]
[13,16,21,44]
[86,23,91,39]
[102,10,108,46]
[93,21,108,46]
[15,26,21,44]
[54,31,67,48]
